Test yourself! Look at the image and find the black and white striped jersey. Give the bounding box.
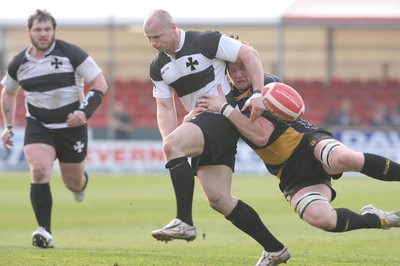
[150,30,241,112]
[1,39,102,129]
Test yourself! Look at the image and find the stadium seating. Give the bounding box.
[1,78,398,129]
[288,79,399,126]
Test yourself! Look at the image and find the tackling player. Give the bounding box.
[197,51,400,265]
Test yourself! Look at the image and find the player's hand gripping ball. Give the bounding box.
[261,82,305,121]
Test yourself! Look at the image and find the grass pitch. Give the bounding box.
[0,171,399,266]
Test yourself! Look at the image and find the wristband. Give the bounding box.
[220,103,230,114]
[6,125,14,137]
[244,92,262,108]
[253,90,262,94]
[81,89,103,119]
[222,105,234,118]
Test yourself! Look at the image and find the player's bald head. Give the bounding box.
[143,9,173,28]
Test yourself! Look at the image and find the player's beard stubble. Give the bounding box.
[30,35,55,52]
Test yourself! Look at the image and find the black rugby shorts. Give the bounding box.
[189,112,239,172]
[24,117,88,163]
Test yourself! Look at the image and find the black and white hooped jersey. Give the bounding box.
[1,39,102,129]
[150,30,241,112]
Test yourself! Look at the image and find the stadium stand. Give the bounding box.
[1,78,398,130]
[289,79,400,126]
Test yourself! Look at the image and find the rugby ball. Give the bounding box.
[261,82,305,121]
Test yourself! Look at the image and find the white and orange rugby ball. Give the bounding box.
[261,82,305,121]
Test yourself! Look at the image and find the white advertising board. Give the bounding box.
[1,128,399,174]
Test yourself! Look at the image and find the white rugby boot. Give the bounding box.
[360,204,400,229]
[151,218,196,242]
[255,245,291,266]
[32,226,54,248]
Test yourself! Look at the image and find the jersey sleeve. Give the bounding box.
[75,56,102,83]
[1,72,20,94]
[216,34,242,62]
[149,54,174,98]
[152,79,174,98]
[1,51,25,94]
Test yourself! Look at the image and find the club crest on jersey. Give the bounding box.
[74,141,85,153]
[186,57,199,71]
[51,57,63,69]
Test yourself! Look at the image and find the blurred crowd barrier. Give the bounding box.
[1,127,399,174]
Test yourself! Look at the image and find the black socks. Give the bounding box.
[361,153,400,181]
[30,183,52,234]
[165,157,195,226]
[225,200,284,252]
[329,208,381,232]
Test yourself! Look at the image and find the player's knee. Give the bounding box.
[208,201,219,212]
[303,208,336,230]
[295,192,335,230]
[31,164,50,182]
[162,135,181,158]
[295,192,328,217]
[207,196,222,212]
[207,196,232,215]
[332,152,362,170]
[60,171,86,192]
[63,177,82,192]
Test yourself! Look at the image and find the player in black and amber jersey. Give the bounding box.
[197,59,400,241]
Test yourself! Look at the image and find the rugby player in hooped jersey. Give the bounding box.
[144,9,290,266]
[198,54,400,264]
[1,9,108,248]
